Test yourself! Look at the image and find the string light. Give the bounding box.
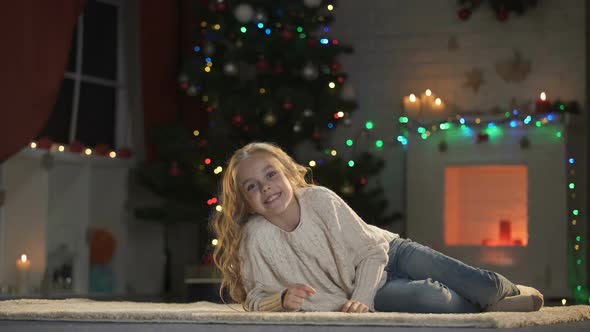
[58,145,65,152]
[109,152,116,158]
[30,142,37,149]
[84,148,92,155]
[308,160,316,167]
[211,239,219,246]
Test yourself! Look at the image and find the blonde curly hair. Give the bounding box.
[210,142,311,304]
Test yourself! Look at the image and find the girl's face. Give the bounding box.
[236,153,297,222]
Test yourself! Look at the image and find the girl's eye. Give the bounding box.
[246,183,256,191]
[267,171,277,178]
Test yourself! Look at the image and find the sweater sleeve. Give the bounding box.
[311,186,390,309]
[240,232,286,312]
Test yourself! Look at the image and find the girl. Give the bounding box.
[211,142,544,313]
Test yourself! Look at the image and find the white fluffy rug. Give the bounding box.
[0,299,589,328]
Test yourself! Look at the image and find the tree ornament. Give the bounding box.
[307,38,319,48]
[340,83,356,101]
[282,101,294,111]
[520,136,530,149]
[281,30,293,41]
[169,162,181,177]
[255,9,268,22]
[204,43,215,56]
[234,3,254,23]
[263,112,277,126]
[302,63,319,80]
[303,0,322,8]
[312,130,321,141]
[232,114,245,127]
[340,182,355,196]
[178,73,189,83]
[438,140,448,152]
[223,62,238,75]
[256,57,269,72]
[273,63,284,75]
[216,1,228,12]
[41,152,54,170]
[187,85,198,96]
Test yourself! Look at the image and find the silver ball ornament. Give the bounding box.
[234,3,254,23]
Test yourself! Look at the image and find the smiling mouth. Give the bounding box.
[264,192,282,204]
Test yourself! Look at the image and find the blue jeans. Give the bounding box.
[374,238,519,313]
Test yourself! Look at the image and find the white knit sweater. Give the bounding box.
[239,185,398,312]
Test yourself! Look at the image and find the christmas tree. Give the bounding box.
[136,0,399,260]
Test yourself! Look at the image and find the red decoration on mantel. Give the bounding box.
[38,136,53,150]
[95,144,109,156]
[69,140,84,153]
[117,147,132,158]
[458,8,472,20]
[476,132,489,143]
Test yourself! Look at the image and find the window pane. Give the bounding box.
[76,82,115,147]
[66,25,78,72]
[36,79,74,144]
[82,1,117,79]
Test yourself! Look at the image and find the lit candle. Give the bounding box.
[535,92,551,113]
[16,254,31,271]
[402,93,421,114]
[16,254,31,295]
[432,97,445,112]
[420,89,435,113]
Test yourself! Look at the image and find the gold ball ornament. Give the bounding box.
[263,112,277,126]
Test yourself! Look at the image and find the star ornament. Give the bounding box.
[463,68,485,93]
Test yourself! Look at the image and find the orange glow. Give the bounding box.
[445,165,528,246]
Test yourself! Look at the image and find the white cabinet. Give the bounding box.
[0,148,132,296]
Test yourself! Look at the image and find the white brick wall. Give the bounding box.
[329,0,586,221]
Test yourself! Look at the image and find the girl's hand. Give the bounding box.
[341,300,369,313]
[282,283,316,311]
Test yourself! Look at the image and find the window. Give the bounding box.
[37,0,127,149]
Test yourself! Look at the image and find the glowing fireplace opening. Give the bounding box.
[444,165,528,247]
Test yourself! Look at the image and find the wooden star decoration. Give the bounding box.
[463,68,485,93]
[495,50,531,83]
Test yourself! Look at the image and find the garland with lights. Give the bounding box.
[396,94,588,304]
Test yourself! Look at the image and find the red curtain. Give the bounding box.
[141,0,207,160]
[0,0,86,163]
